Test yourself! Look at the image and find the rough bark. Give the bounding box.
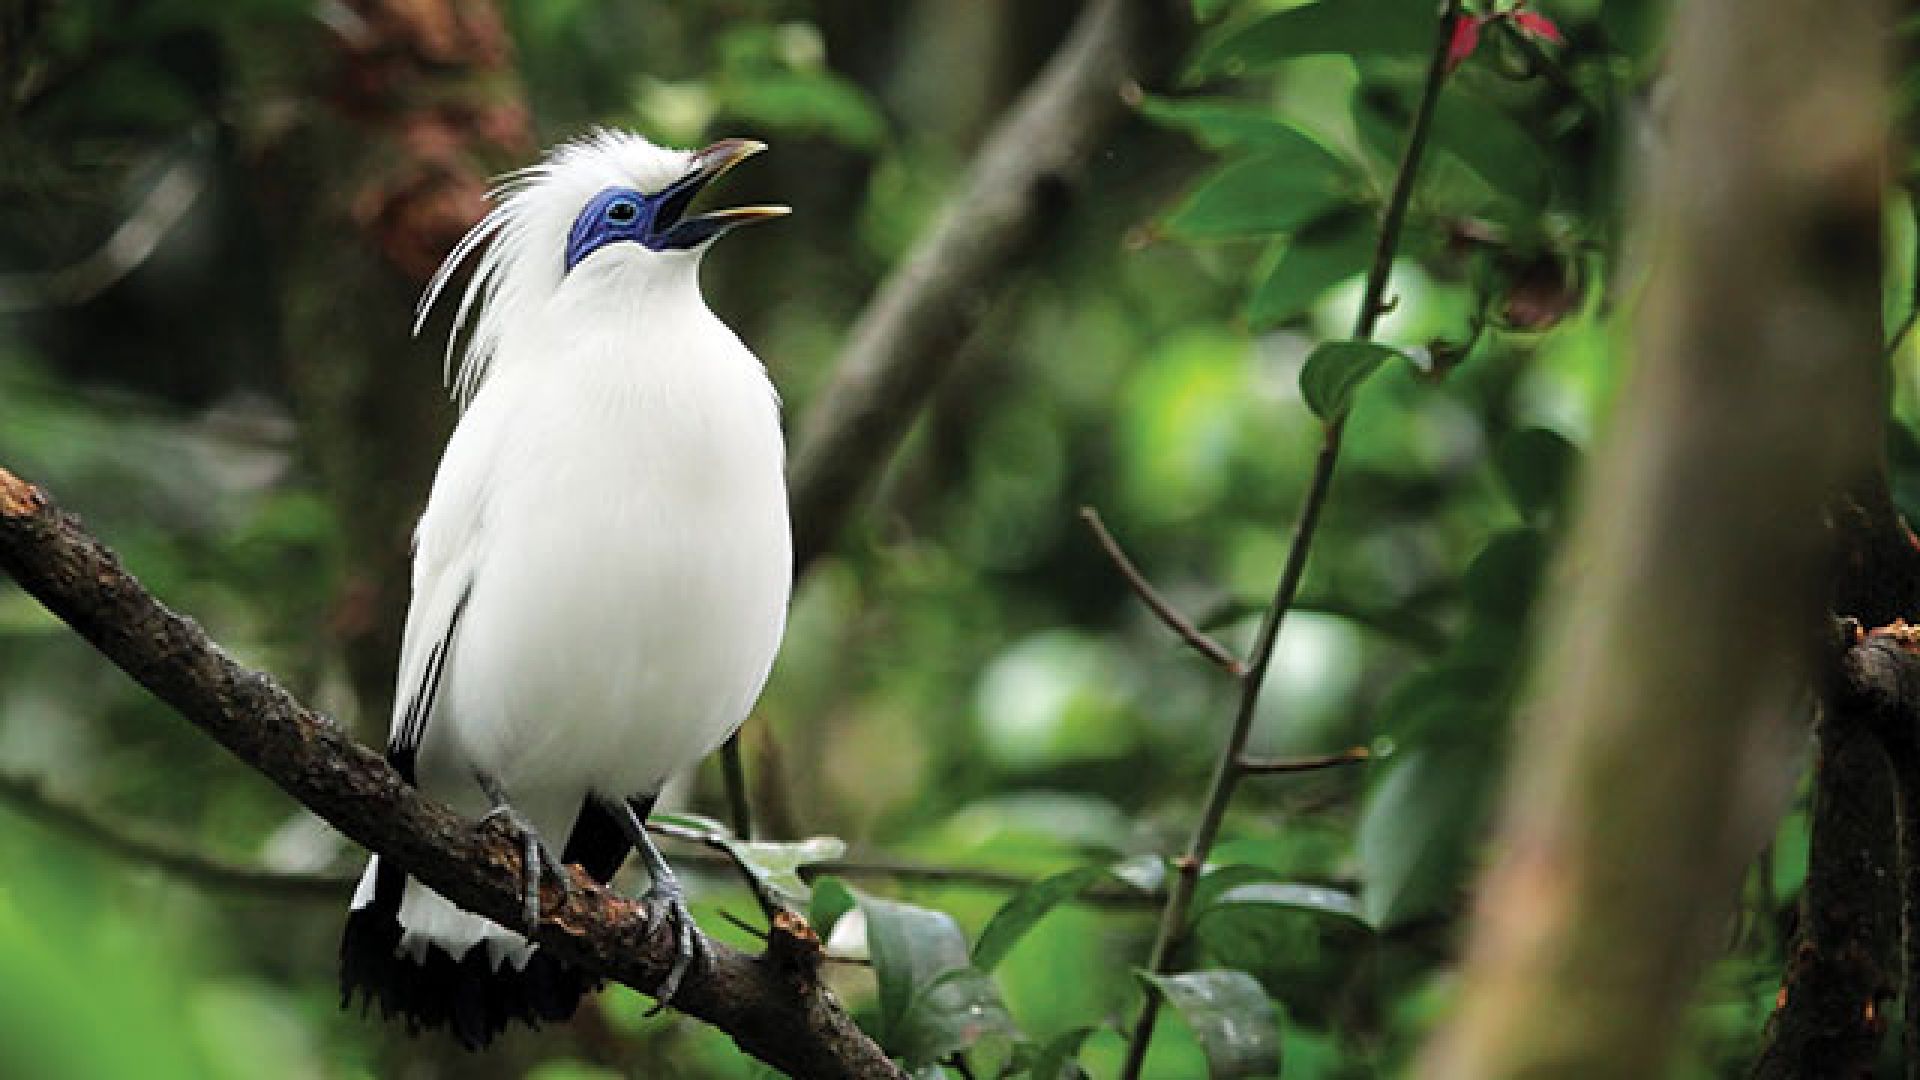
[0,467,903,1080]
[1751,487,1920,1076]
[1750,700,1896,1079]
[1844,627,1920,1076]
[1420,0,1892,1075]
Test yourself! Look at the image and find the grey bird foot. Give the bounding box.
[642,878,705,1013]
[479,804,571,930]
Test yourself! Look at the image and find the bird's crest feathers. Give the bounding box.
[417,129,696,405]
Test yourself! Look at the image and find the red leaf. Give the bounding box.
[1511,11,1564,45]
[1446,15,1484,72]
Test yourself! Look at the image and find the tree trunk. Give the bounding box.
[1420,0,1892,1074]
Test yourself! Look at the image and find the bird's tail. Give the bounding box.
[339,803,632,1049]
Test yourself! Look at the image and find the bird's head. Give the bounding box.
[562,138,788,271]
[418,129,789,402]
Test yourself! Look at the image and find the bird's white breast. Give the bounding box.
[415,290,790,808]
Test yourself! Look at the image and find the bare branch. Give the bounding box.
[0,767,347,899]
[1079,505,1246,678]
[1237,747,1372,776]
[786,0,1187,577]
[0,467,902,1080]
[0,758,1176,909]
[1118,3,1466,1075]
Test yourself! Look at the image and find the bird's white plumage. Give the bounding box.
[351,130,791,969]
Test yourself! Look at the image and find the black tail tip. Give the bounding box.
[340,904,597,1050]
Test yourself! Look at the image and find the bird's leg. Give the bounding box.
[474,772,570,931]
[603,794,704,1010]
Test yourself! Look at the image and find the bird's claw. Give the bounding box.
[480,804,570,930]
[642,878,705,1013]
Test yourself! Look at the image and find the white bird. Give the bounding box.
[339,129,792,1048]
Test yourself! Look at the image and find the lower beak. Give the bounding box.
[651,139,791,249]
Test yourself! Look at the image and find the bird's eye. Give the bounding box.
[608,200,638,223]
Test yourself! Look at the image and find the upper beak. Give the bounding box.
[651,139,790,249]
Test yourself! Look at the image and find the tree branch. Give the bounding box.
[0,767,348,899]
[1237,747,1372,776]
[1421,0,1892,1071]
[1079,505,1246,678]
[786,0,1186,577]
[1750,694,1896,1077]
[1840,627,1920,1076]
[0,760,1183,910]
[0,467,903,1080]
[1751,482,1920,1073]
[1119,4,1463,1075]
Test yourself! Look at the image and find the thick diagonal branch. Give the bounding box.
[0,468,902,1080]
[787,0,1185,576]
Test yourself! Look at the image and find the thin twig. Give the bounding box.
[1237,746,1373,775]
[1080,505,1247,678]
[1118,4,1463,1076]
[0,761,1178,911]
[0,767,348,898]
[719,907,771,940]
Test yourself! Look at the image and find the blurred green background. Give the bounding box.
[1,0,1910,1076]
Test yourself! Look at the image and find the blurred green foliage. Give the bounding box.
[5,0,1919,1077]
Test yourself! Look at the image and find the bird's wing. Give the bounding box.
[387,568,471,783]
[385,409,499,782]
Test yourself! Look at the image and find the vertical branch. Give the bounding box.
[1420,0,1891,1073]
[1116,3,1462,1075]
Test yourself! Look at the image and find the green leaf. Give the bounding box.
[1142,97,1309,149]
[1299,340,1407,420]
[1140,970,1283,1079]
[1204,882,1370,929]
[1376,661,1503,742]
[808,876,857,940]
[1430,89,1551,212]
[1165,131,1356,239]
[1025,1027,1096,1080]
[857,894,971,1043]
[1110,854,1169,893]
[1193,882,1374,1025]
[1248,214,1373,329]
[894,966,1021,1067]
[1190,0,1433,78]
[647,814,845,910]
[720,71,887,148]
[723,835,847,910]
[973,865,1110,972]
[1463,528,1549,622]
[1494,427,1579,523]
[649,810,733,837]
[1358,747,1492,927]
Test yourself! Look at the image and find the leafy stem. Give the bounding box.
[1116,3,1464,1076]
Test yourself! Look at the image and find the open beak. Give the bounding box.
[650,139,791,249]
